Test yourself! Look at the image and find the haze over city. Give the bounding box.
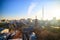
[1,0,60,20]
[1,0,60,40]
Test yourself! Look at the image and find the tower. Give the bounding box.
[35,16,38,28]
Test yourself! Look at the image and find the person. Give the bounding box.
[23,32,29,40]
[29,32,37,40]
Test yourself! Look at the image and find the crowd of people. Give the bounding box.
[6,29,37,40]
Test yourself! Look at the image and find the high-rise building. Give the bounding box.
[35,16,38,28]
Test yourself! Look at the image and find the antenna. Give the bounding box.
[35,16,37,19]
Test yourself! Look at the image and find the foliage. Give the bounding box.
[33,28,60,40]
[0,23,9,28]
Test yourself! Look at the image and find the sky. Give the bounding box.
[0,0,60,20]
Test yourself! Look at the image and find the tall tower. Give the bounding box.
[41,5,45,28]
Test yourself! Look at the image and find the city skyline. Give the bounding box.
[1,0,60,20]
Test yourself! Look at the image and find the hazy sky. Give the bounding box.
[0,0,60,20]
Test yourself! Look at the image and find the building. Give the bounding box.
[35,16,38,28]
